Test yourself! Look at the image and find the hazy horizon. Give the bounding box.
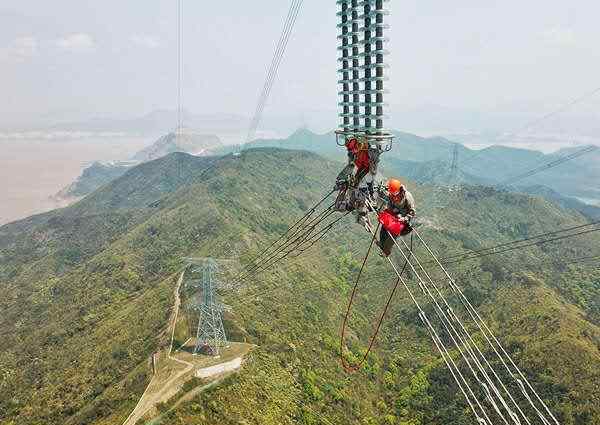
[2,1,600,140]
[2,1,600,225]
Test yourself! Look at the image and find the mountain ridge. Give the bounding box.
[1,148,599,424]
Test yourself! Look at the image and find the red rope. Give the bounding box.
[339,225,411,373]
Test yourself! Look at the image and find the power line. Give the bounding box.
[290,211,351,258]
[240,0,303,152]
[442,226,600,265]
[239,205,337,281]
[410,229,560,425]
[437,220,600,263]
[459,85,600,166]
[225,234,599,317]
[510,255,600,273]
[498,145,598,188]
[500,86,600,142]
[236,203,335,280]
[250,0,302,142]
[380,230,508,424]
[427,142,597,214]
[177,0,183,132]
[236,189,334,277]
[251,0,301,134]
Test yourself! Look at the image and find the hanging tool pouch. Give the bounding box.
[378,210,412,237]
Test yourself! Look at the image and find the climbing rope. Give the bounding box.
[340,225,412,373]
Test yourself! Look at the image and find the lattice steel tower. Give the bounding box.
[450,143,458,183]
[449,143,459,188]
[189,258,228,356]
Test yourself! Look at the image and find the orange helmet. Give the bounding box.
[387,178,403,195]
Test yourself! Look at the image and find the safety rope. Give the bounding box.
[339,225,412,373]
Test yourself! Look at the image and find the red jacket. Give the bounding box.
[345,138,370,172]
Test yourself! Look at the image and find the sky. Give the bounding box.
[1,0,599,136]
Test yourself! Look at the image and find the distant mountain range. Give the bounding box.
[3,110,247,136]
[56,131,224,199]
[245,129,599,195]
[55,162,133,200]
[56,127,600,219]
[245,129,600,218]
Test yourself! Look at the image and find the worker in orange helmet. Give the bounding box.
[377,178,416,256]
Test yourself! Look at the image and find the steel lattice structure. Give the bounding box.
[336,0,393,148]
[187,258,228,356]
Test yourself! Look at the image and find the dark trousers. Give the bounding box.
[379,226,395,256]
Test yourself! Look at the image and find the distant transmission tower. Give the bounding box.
[448,143,462,191]
[449,143,458,183]
[187,258,228,356]
[430,143,462,212]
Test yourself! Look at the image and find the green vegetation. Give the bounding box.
[60,162,133,198]
[1,148,599,424]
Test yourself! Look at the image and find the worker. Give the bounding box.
[377,179,415,256]
[334,135,382,212]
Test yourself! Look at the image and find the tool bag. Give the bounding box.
[378,210,412,237]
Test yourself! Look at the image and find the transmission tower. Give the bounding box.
[429,143,463,212]
[187,258,228,356]
[449,143,458,183]
[448,143,463,192]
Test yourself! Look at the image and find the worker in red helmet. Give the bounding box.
[334,135,382,212]
[378,178,415,256]
[335,136,369,188]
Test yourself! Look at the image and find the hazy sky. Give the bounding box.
[1,1,599,134]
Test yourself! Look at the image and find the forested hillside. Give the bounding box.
[1,148,598,425]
